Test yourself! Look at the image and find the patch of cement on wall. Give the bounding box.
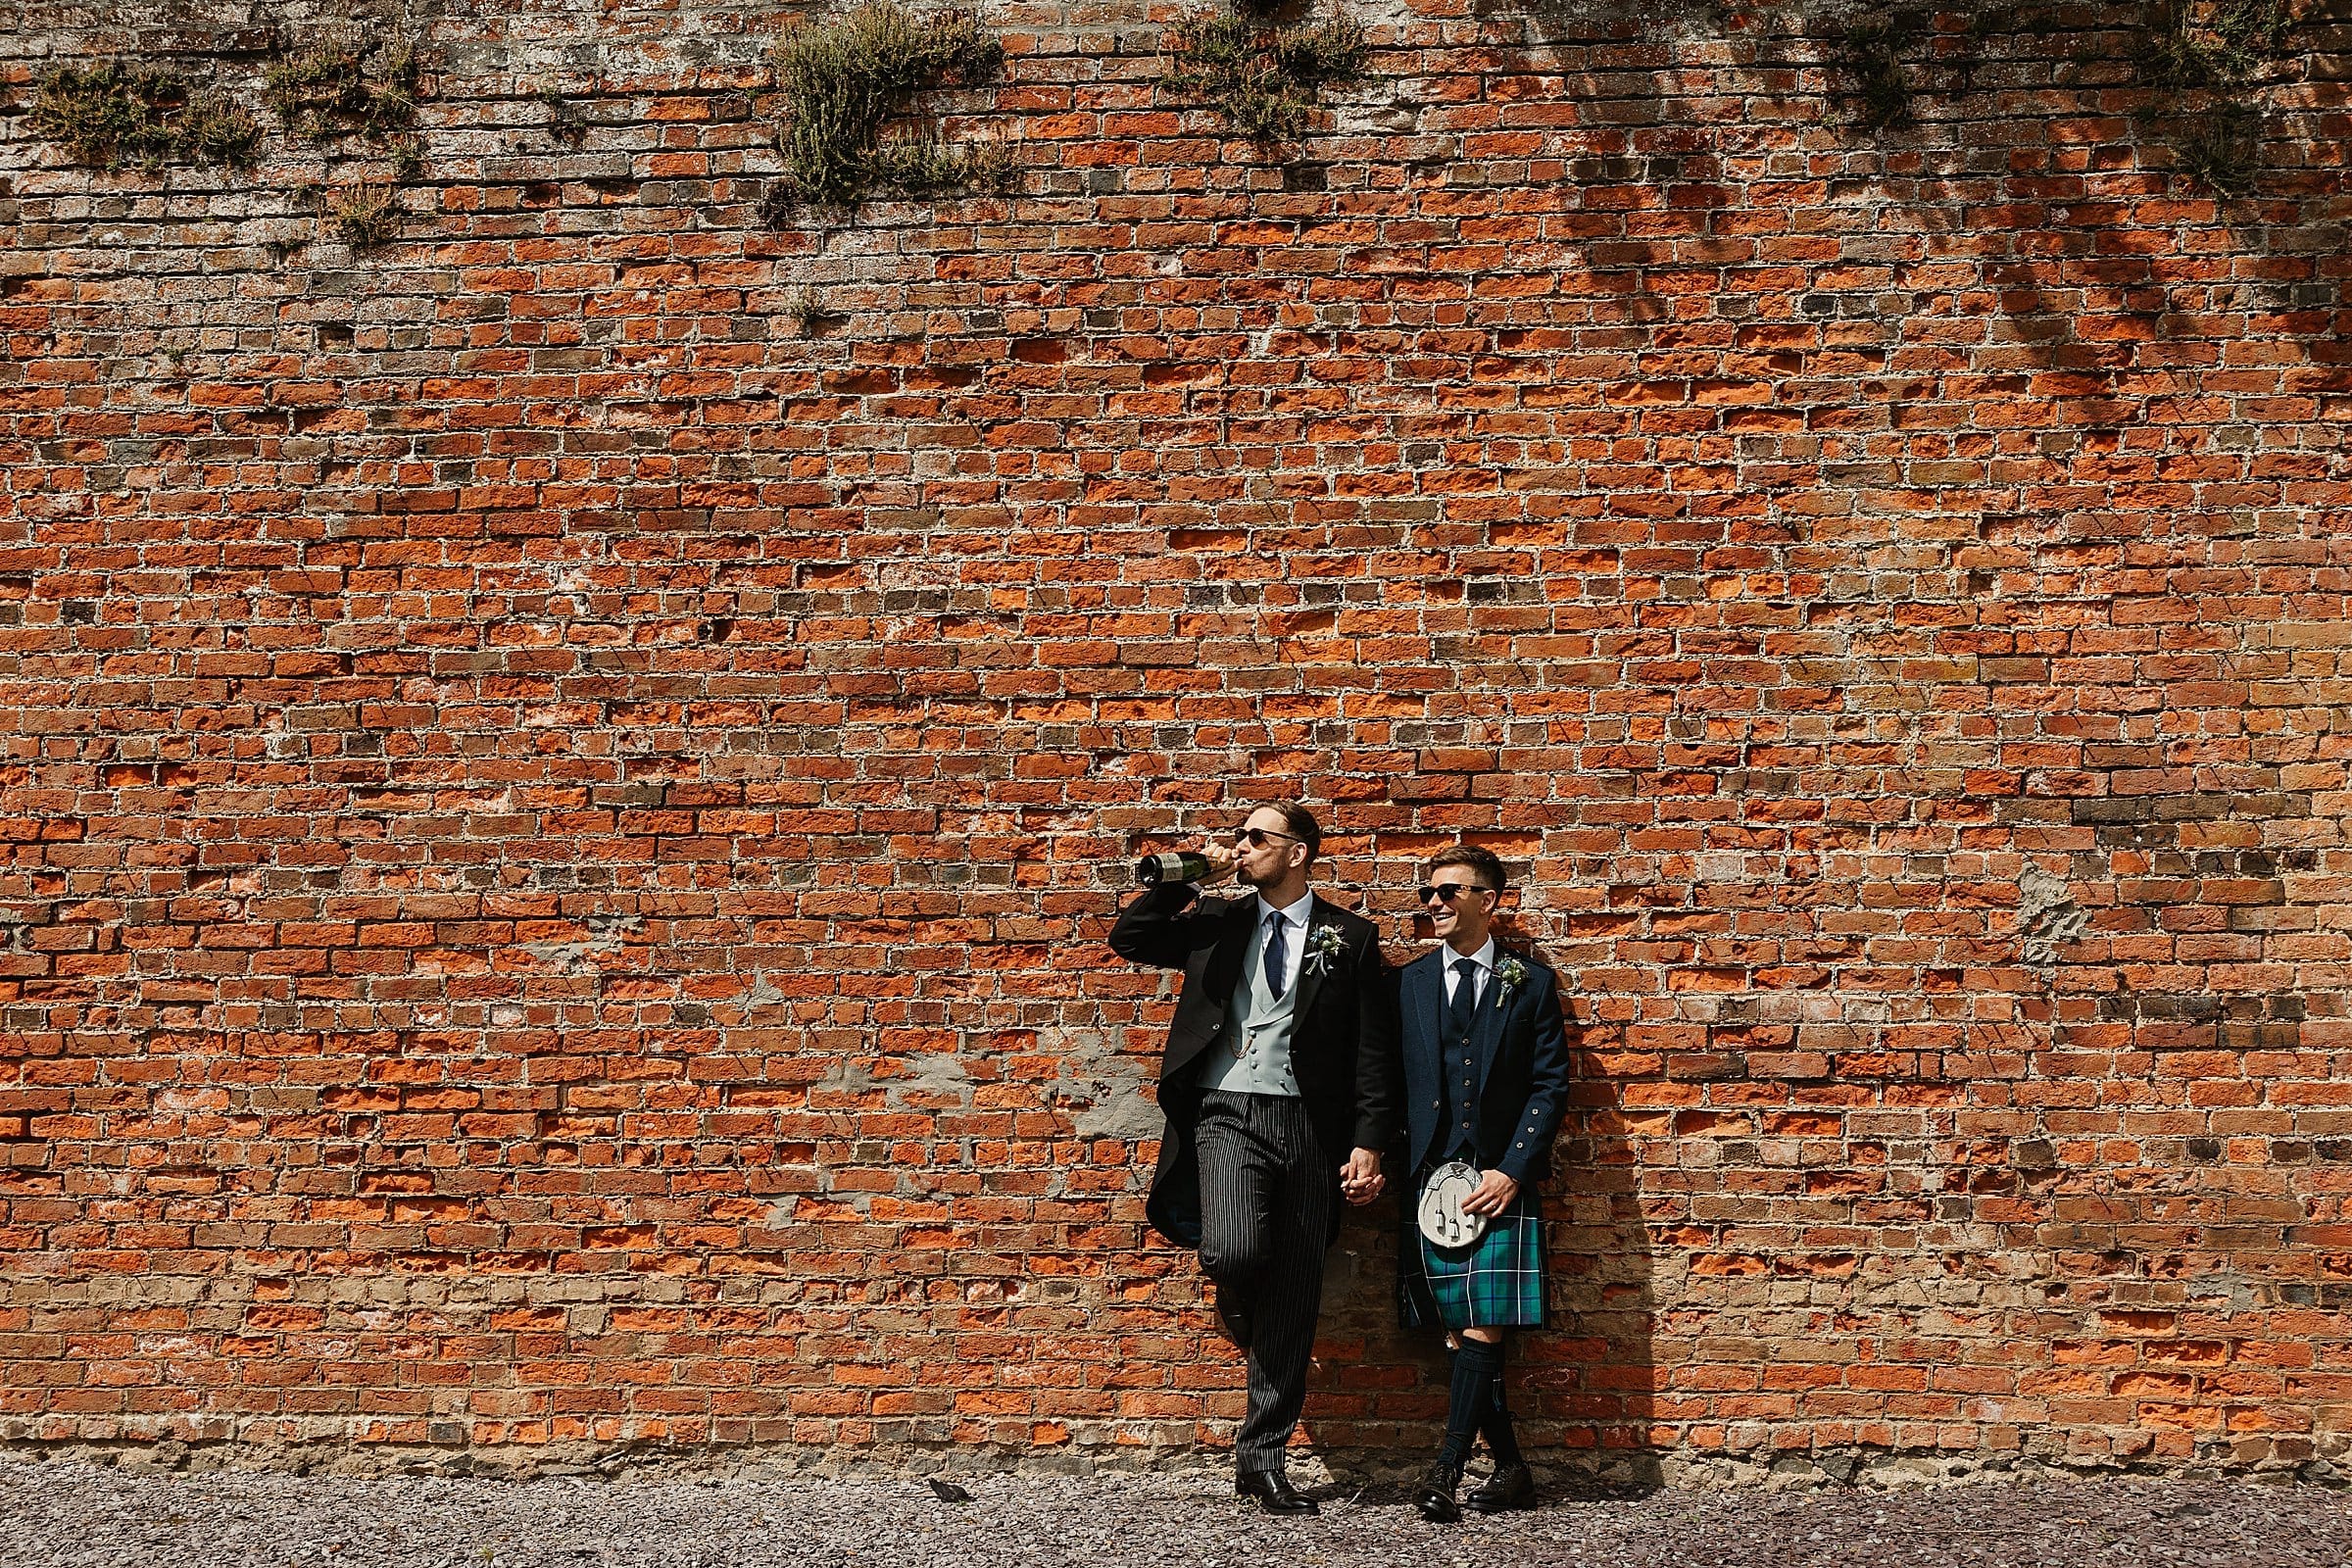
[909,1053,973,1088]
[521,913,643,973]
[0,904,53,953]
[2018,864,2088,966]
[814,1052,974,1100]
[760,1052,987,1216]
[1048,1031,1161,1141]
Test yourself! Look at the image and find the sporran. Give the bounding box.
[1415,1159,1488,1249]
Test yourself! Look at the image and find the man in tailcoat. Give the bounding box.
[1395,844,1570,1521]
[1107,802,1398,1514]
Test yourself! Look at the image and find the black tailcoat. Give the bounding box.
[1107,882,1398,1247]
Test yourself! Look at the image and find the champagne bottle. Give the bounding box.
[1135,851,1212,886]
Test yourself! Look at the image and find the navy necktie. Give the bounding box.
[1262,912,1289,999]
[1444,956,1479,1044]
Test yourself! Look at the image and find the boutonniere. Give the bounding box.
[1300,924,1349,977]
[1494,956,1531,999]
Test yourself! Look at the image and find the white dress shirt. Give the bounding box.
[1256,890,1313,973]
[1440,935,1496,1006]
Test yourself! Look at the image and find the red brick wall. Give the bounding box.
[3,0,2348,1482]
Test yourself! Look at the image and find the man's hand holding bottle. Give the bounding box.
[1135,840,1240,887]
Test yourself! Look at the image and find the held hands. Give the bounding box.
[1197,841,1239,886]
[1460,1169,1520,1217]
[1339,1148,1385,1206]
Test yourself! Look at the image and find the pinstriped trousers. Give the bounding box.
[1194,1089,1339,1475]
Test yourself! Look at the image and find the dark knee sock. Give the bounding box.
[1438,1339,1504,1468]
[1480,1338,1523,1467]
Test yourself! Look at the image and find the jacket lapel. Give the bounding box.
[1201,898,1255,1005]
[1408,950,1446,1066]
[1470,956,1514,1096]
[1286,896,1333,1019]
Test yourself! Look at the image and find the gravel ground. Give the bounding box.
[6,1460,2352,1568]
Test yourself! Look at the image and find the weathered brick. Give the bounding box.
[0,0,2346,1484]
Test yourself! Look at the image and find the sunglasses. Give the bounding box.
[1418,882,1493,906]
[1234,826,1302,848]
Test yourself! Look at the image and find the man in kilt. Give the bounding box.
[1396,844,1570,1522]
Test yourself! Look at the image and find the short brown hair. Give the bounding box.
[1428,843,1506,893]
[1273,802,1322,862]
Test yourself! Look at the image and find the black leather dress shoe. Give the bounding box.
[1465,1461,1536,1514]
[1236,1469,1319,1515]
[1411,1460,1462,1524]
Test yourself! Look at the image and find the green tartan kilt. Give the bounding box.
[1399,1188,1545,1333]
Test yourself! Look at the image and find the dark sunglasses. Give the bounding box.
[1418,882,1492,906]
[1234,826,1302,848]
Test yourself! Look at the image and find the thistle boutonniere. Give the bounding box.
[1300,924,1349,977]
[1494,955,1531,1000]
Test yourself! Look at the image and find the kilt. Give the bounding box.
[1398,1187,1545,1333]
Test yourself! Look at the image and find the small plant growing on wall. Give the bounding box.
[2171,100,2260,192]
[537,83,593,145]
[266,18,429,252]
[29,61,260,169]
[1838,12,1926,132]
[2138,0,2290,193]
[1162,3,1366,144]
[769,2,1006,210]
[266,29,418,144]
[22,12,433,258]
[321,177,402,249]
[2144,0,2288,88]
[783,283,834,335]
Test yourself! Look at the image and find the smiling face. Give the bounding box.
[1232,807,1310,891]
[1422,865,1496,951]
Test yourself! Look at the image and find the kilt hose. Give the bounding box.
[1399,1180,1544,1333]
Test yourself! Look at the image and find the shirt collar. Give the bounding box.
[1443,936,1496,972]
[1256,890,1313,929]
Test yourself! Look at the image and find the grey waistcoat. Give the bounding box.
[1194,915,1302,1098]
